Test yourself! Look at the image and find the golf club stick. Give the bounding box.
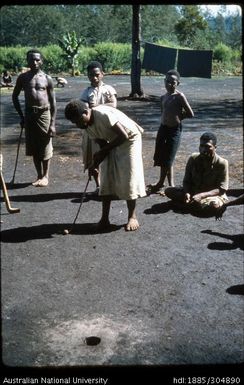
[0,171,20,213]
[10,124,24,184]
[63,177,90,235]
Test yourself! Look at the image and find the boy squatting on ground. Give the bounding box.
[147,69,194,195]
[80,61,117,193]
[164,132,229,218]
[12,49,56,187]
[65,100,146,231]
[1,70,14,87]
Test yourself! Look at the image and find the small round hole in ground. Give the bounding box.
[85,336,101,346]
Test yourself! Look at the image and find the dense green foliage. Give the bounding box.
[1,5,241,49]
[0,44,132,75]
[0,4,242,76]
[0,42,241,77]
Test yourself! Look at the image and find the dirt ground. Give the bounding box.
[0,75,243,383]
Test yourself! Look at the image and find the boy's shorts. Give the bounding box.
[153,124,182,167]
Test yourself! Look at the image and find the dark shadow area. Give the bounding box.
[1,192,82,203]
[117,95,160,102]
[144,201,218,218]
[202,230,244,251]
[0,137,25,146]
[6,182,32,190]
[183,99,242,133]
[0,223,123,243]
[227,188,244,197]
[72,193,102,203]
[144,201,173,214]
[226,284,244,295]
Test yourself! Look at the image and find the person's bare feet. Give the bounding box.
[32,179,41,186]
[37,176,49,187]
[125,218,139,231]
[146,184,164,195]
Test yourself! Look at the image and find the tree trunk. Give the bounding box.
[130,4,144,97]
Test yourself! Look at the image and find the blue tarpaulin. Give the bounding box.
[177,49,213,78]
[142,42,213,78]
[142,42,177,74]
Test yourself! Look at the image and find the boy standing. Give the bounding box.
[12,49,56,187]
[147,69,194,194]
[80,61,117,193]
[65,100,146,231]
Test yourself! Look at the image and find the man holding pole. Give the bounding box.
[12,49,56,187]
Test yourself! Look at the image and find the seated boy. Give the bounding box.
[165,132,229,216]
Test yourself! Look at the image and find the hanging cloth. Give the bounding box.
[177,49,213,78]
[142,42,177,74]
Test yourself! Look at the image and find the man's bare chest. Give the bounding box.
[24,73,48,91]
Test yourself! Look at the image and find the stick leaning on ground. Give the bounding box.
[0,154,20,214]
[10,124,24,185]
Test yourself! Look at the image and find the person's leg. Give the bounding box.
[165,127,182,188]
[32,156,43,185]
[167,166,175,187]
[98,196,111,227]
[37,159,50,186]
[164,186,185,202]
[148,126,167,193]
[147,165,169,194]
[93,168,100,191]
[42,159,50,179]
[125,199,139,231]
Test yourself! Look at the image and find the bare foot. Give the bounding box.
[37,176,49,187]
[94,219,111,231]
[146,184,163,195]
[32,179,41,186]
[125,218,139,231]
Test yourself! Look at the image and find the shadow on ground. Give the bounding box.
[0,223,123,243]
[0,191,103,203]
[226,284,244,295]
[201,229,244,251]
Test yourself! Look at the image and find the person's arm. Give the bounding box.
[95,139,108,148]
[182,156,194,202]
[191,160,229,203]
[180,93,194,120]
[92,122,128,168]
[12,75,25,128]
[215,194,244,220]
[190,188,223,203]
[104,93,117,108]
[226,194,244,207]
[47,75,56,136]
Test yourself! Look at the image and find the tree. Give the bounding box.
[0,5,66,46]
[130,4,144,97]
[174,5,208,47]
[58,31,84,76]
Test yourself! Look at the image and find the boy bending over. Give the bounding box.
[65,100,146,231]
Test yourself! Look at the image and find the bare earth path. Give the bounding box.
[0,75,243,383]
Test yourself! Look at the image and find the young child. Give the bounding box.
[80,61,117,193]
[65,100,146,231]
[1,70,14,87]
[147,69,194,195]
[12,49,56,187]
